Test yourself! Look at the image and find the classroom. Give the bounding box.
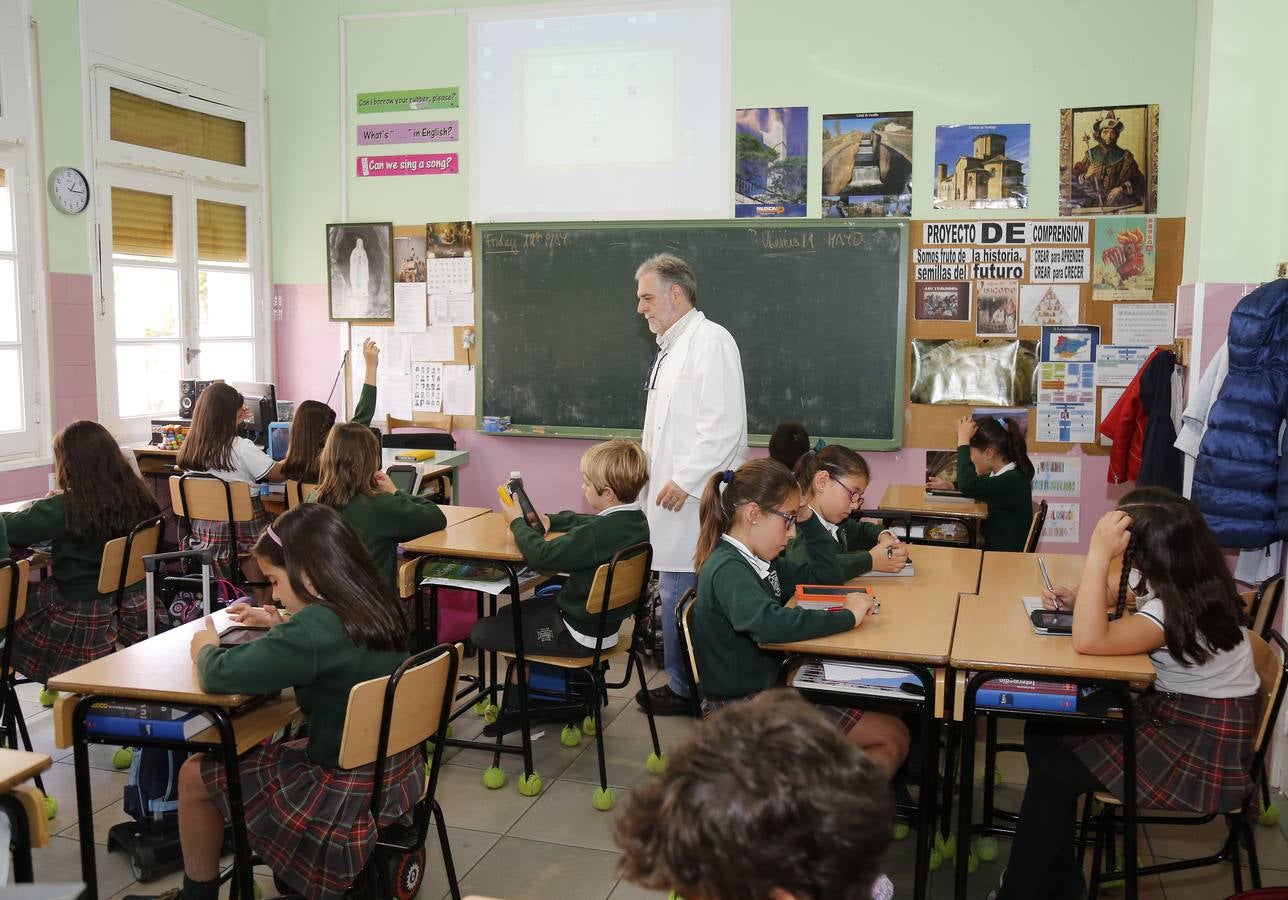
[1,0,1287,898]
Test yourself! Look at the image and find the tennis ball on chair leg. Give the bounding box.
[482,767,506,790]
[975,836,999,862]
[892,821,910,841]
[517,772,543,797]
[111,748,133,770]
[38,688,57,708]
[592,787,615,811]
[1261,801,1281,827]
[43,794,58,819]
[934,832,956,860]
[560,725,581,747]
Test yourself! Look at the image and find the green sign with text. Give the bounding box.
[356,87,459,114]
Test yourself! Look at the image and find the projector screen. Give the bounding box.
[471,2,729,221]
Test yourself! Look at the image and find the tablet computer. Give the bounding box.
[219,625,270,647]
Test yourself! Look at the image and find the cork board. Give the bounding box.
[903,216,1184,454]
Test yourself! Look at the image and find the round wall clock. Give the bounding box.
[47,166,90,215]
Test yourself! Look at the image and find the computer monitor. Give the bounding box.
[230,381,277,448]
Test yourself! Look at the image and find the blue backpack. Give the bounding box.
[124,748,186,827]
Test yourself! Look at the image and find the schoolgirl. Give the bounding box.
[281,337,381,484]
[927,415,1034,551]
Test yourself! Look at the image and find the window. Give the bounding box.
[0,1,50,466]
[91,70,267,439]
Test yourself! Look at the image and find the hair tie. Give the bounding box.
[265,524,283,546]
[813,438,826,451]
[722,469,734,483]
[995,417,1007,428]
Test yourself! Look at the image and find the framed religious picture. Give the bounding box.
[327,222,394,322]
[1059,104,1159,216]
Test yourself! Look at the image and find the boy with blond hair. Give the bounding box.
[472,440,650,656]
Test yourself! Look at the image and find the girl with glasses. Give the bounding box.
[691,458,910,779]
[789,446,909,578]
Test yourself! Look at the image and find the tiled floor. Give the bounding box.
[10,671,1288,899]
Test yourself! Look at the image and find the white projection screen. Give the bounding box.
[470,1,730,221]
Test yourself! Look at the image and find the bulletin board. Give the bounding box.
[904,216,1185,454]
[344,223,475,425]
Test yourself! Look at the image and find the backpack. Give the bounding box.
[123,747,186,828]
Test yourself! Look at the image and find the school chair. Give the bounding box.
[1085,629,1288,898]
[0,559,41,787]
[675,589,706,718]
[99,514,165,617]
[283,479,318,509]
[1241,575,1286,825]
[333,642,461,900]
[1023,500,1049,553]
[168,473,268,596]
[494,542,665,810]
[0,751,53,883]
[383,417,455,503]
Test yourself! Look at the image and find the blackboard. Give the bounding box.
[477,220,908,448]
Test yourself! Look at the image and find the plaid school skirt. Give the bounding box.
[187,497,269,582]
[703,691,865,733]
[1068,690,1258,813]
[9,580,152,683]
[201,738,426,900]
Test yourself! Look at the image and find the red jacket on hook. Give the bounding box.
[1099,347,1162,484]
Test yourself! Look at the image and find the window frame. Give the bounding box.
[89,66,269,442]
[0,0,52,470]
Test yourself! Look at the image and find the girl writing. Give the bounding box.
[690,458,909,777]
[178,503,423,900]
[994,488,1259,899]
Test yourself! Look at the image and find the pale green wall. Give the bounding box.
[267,0,1199,284]
[1185,0,1288,283]
[30,0,268,275]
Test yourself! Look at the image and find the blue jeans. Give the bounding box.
[658,570,697,698]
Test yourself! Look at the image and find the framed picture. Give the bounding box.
[976,279,1019,337]
[327,222,394,322]
[914,281,971,321]
[1059,104,1159,216]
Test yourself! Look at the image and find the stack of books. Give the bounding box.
[792,660,924,701]
[975,677,1078,712]
[85,702,212,740]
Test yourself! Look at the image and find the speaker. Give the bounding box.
[179,379,216,419]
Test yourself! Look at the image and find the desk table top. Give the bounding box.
[761,544,983,666]
[401,510,528,560]
[0,749,52,793]
[878,484,989,520]
[950,551,1155,683]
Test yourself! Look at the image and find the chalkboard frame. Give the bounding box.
[474,219,909,450]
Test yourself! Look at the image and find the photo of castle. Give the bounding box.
[932,123,1030,210]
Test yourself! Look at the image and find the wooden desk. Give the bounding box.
[401,510,523,559]
[131,444,180,476]
[0,749,53,883]
[877,484,989,547]
[761,544,981,900]
[0,498,54,571]
[49,612,301,900]
[949,551,1154,900]
[437,504,492,530]
[381,447,471,502]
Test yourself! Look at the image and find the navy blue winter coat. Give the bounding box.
[1191,278,1288,548]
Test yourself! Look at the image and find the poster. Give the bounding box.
[1031,456,1082,497]
[932,124,1030,210]
[412,361,444,413]
[1037,361,1097,442]
[1059,104,1159,216]
[1112,303,1174,346]
[976,280,1018,337]
[735,107,808,217]
[426,221,474,295]
[1042,502,1080,543]
[1019,284,1078,326]
[395,234,427,283]
[326,222,394,322]
[1040,325,1100,363]
[1096,345,1152,387]
[914,282,971,321]
[1093,216,1157,300]
[430,292,475,327]
[821,111,912,217]
[393,285,427,332]
[1099,387,1125,446]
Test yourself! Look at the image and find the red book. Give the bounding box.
[795,584,868,611]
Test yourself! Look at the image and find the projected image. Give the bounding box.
[735,106,808,217]
[523,50,676,168]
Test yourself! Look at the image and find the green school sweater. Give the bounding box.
[340,491,446,586]
[1,495,135,602]
[353,383,377,427]
[693,515,854,700]
[784,515,888,580]
[510,508,650,636]
[198,603,407,766]
[953,445,1033,552]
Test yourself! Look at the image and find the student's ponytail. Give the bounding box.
[694,459,799,571]
[1003,418,1035,479]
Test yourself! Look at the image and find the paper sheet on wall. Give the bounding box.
[412,361,444,412]
[411,325,455,361]
[1030,455,1081,497]
[1099,387,1125,446]
[425,256,474,295]
[1112,303,1174,346]
[394,283,428,332]
[1043,502,1080,543]
[1096,345,1152,387]
[430,292,475,326]
[442,364,475,415]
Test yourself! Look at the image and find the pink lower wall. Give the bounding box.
[0,272,98,503]
[272,282,1129,554]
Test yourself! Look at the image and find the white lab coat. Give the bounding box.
[642,311,748,572]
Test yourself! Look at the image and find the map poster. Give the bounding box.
[1040,325,1100,363]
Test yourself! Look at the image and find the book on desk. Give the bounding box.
[792,660,924,700]
[795,584,873,611]
[84,701,213,741]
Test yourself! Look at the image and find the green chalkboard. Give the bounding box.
[476,220,908,448]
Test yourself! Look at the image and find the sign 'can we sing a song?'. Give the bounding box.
[356,153,459,177]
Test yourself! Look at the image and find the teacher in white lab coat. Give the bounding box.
[635,253,747,715]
